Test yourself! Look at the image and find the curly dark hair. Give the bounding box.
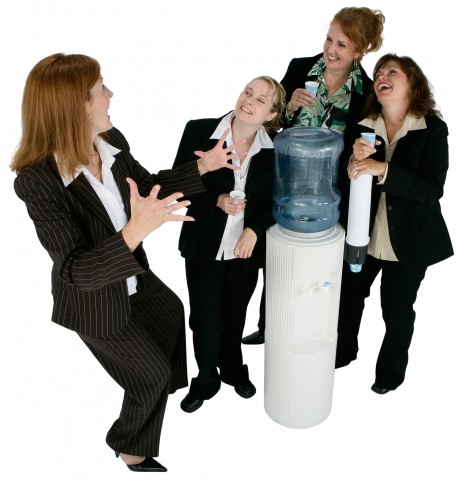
[364,53,441,119]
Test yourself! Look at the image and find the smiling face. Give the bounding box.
[234,79,277,128]
[323,22,360,76]
[374,61,410,107]
[87,77,113,138]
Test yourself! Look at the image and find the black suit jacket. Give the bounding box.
[172,115,275,267]
[280,53,373,174]
[14,127,206,337]
[339,115,454,269]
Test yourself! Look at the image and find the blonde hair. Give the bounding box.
[11,53,101,177]
[332,7,385,60]
[250,76,286,134]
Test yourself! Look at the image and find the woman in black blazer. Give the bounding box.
[243,6,386,345]
[171,76,285,413]
[336,54,454,394]
[11,53,240,472]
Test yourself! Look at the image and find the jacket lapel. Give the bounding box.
[246,148,271,182]
[390,130,419,166]
[111,155,131,217]
[67,174,116,232]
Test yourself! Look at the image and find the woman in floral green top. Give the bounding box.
[243,7,386,346]
[283,7,385,137]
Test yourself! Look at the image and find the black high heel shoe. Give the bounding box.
[115,452,167,472]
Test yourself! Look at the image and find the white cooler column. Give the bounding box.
[264,224,345,428]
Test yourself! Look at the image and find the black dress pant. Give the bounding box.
[256,268,266,332]
[336,255,427,389]
[185,257,259,399]
[79,272,188,457]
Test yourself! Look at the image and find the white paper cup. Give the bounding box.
[305,81,319,96]
[361,132,376,145]
[230,190,245,200]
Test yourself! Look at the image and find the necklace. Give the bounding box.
[88,154,102,178]
[94,161,102,177]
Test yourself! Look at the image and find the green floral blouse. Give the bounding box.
[286,57,363,137]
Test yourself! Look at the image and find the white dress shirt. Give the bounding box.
[58,138,138,294]
[212,112,273,260]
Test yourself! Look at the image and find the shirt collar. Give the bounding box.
[210,111,273,150]
[56,137,121,187]
[308,57,364,95]
[359,114,427,144]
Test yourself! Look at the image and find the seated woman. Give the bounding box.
[172,76,285,412]
[336,54,454,394]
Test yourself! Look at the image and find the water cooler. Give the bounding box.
[264,127,345,428]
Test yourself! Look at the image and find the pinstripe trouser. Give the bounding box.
[79,271,188,457]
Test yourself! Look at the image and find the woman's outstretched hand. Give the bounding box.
[195,128,246,174]
[122,178,194,251]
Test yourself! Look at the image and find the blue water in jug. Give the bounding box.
[273,127,344,234]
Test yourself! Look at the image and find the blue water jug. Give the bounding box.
[273,127,344,234]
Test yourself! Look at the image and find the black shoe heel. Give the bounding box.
[127,457,167,472]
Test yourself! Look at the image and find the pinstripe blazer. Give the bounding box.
[14,127,206,337]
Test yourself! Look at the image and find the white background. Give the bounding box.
[1,1,459,479]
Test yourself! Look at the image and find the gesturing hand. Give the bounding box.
[195,128,246,174]
[122,178,194,251]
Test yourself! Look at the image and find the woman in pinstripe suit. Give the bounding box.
[11,53,242,472]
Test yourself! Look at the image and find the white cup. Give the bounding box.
[230,190,246,200]
[305,81,319,97]
[361,132,376,145]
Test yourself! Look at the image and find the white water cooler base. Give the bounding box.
[264,224,344,428]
